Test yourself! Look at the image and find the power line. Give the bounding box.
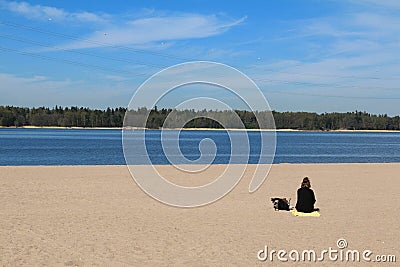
[1,45,400,100]
[0,46,151,77]
[265,90,400,100]
[0,33,166,69]
[0,20,196,61]
[253,77,399,91]
[1,20,400,100]
[2,44,399,100]
[246,65,395,81]
[2,19,399,82]
[1,33,399,92]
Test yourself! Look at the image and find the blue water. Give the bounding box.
[0,128,399,165]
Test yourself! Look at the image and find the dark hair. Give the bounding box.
[301,177,311,188]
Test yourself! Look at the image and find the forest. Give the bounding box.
[0,105,399,130]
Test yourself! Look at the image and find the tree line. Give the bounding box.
[0,106,126,128]
[0,105,399,130]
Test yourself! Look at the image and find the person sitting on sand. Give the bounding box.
[295,177,318,213]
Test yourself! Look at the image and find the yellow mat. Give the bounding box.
[291,209,320,217]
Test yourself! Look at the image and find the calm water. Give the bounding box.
[0,128,399,165]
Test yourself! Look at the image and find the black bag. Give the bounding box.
[271,197,291,211]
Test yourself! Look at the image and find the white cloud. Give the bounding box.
[104,75,130,82]
[254,6,400,82]
[350,0,400,10]
[0,72,132,108]
[1,1,245,49]
[242,4,400,115]
[0,0,108,23]
[57,14,246,50]
[0,72,76,93]
[352,12,400,36]
[0,72,74,106]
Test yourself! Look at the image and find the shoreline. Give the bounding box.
[1,125,400,133]
[0,162,399,168]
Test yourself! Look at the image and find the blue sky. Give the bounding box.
[0,0,399,115]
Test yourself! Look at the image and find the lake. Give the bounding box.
[0,128,399,165]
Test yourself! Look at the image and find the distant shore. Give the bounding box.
[1,125,400,133]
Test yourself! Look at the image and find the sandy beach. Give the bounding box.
[0,164,399,266]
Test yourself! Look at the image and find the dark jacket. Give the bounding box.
[295,187,316,213]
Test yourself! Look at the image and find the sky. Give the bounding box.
[0,0,399,115]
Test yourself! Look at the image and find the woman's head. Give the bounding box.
[301,177,311,188]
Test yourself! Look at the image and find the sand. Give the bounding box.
[0,164,399,266]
